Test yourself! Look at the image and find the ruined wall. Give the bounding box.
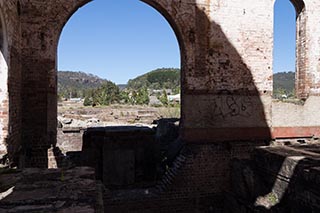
[6,0,274,168]
[295,2,307,98]
[181,0,273,142]
[272,0,320,138]
[300,0,320,97]
[0,0,22,163]
[17,0,91,167]
[56,128,83,154]
[1,1,320,211]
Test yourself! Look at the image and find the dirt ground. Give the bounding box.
[58,101,180,127]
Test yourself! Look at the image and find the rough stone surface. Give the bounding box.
[229,143,320,212]
[82,126,157,189]
[0,167,104,213]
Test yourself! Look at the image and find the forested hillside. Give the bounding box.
[57,69,181,106]
[273,71,295,98]
[58,71,111,99]
[127,68,180,93]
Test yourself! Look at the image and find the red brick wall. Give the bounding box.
[0,1,22,165]
[295,7,307,99]
[18,0,90,167]
[104,141,264,212]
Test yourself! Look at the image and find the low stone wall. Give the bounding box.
[228,143,320,212]
[47,127,84,168]
[81,126,157,189]
[57,127,84,154]
[103,141,265,212]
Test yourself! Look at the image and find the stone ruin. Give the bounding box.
[1,0,320,212]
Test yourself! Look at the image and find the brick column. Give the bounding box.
[19,0,91,167]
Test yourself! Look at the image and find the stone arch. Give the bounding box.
[55,0,186,117]
[0,6,9,158]
[50,0,186,167]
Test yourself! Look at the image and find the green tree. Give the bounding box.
[130,90,138,105]
[159,90,168,106]
[82,82,120,106]
[135,87,149,105]
[119,90,130,104]
[95,82,120,105]
[83,96,93,106]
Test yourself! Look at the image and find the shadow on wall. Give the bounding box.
[182,2,271,143]
[230,145,320,212]
[28,0,271,191]
[1,0,277,210]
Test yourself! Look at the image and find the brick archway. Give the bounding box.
[50,0,187,167]
[55,0,187,126]
[273,0,307,99]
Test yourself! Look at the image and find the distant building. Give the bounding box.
[69,98,82,102]
[168,94,180,103]
[151,89,173,95]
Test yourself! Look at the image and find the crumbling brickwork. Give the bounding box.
[0,0,22,164]
[1,0,320,211]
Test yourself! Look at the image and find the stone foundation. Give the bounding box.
[229,143,320,212]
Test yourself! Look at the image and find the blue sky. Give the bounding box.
[274,0,296,73]
[58,0,296,84]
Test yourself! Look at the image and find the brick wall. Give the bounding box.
[295,6,307,98]
[47,128,84,168]
[272,0,320,139]
[1,2,320,211]
[5,0,274,167]
[18,0,90,167]
[0,0,22,165]
[103,141,265,212]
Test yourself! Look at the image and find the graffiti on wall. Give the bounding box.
[203,94,254,124]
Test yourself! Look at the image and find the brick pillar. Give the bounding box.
[181,0,273,142]
[19,0,91,167]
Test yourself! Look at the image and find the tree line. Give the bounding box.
[58,68,181,106]
[82,82,151,106]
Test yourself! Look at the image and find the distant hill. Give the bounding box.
[273,71,295,92]
[58,70,294,99]
[127,68,180,92]
[117,84,127,90]
[58,71,112,98]
[273,71,295,98]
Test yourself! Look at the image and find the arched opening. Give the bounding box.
[56,0,181,186]
[273,0,306,100]
[273,0,297,99]
[0,9,8,159]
